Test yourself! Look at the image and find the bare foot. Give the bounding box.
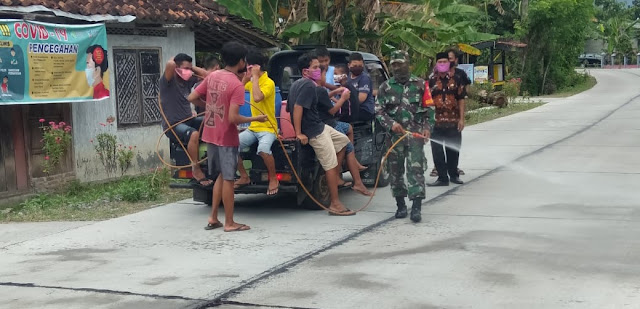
[352,183,372,196]
[358,164,368,171]
[234,177,250,189]
[267,179,279,196]
[224,223,251,232]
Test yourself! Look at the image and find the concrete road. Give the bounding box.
[1,69,639,309]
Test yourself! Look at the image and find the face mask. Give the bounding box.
[306,68,322,81]
[175,68,193,81]
[436,62,450,73]
[333,74,346,83]
[350,66,364,76]
[393,65,410,84]
[85,68,95,86]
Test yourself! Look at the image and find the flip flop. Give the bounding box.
[429,169,438,177]
[267,182,280,196]
[204,222,223,230]
[458,168,465,175]
[224,224,251,232]
[329,208,356,216]
[338,181,353,189]
[193,177,214,188]
[234,182,250,189]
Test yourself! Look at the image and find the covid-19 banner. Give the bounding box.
[0,20,108,105]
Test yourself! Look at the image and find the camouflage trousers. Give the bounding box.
[387,137,426,200]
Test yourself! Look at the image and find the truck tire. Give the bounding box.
[302,169,331,210]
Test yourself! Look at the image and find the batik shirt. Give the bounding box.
[428,72,466,127]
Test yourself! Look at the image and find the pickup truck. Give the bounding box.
[170,46,391,209]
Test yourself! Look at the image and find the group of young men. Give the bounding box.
[159,41,468,232]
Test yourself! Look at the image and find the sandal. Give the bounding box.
[338,181,353,189]
[329,208,356,216]
[204,222,223,230]
[224,224,251,232]
[429,169,438,177]
[193,177,214,188]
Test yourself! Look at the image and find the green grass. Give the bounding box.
[466,102,545,126]
[0,169,191,222]
[542,75,597,98]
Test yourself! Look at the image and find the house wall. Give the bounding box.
[72,27,195,182]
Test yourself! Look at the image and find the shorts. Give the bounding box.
[309,125,350,171]
[239,130,277,155]
[207,144,239,181]
[165,117,203,145]
[332,121,354,154]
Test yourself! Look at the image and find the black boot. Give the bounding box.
[395,197,407,219]
[410,199,422,223]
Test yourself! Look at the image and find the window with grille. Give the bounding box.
[113,48,162,126]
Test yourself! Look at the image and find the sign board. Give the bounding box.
[474,66,489,83]
[458,64,474,84]
[0,20,109,105]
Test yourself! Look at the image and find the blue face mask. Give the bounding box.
[85,68,95,86]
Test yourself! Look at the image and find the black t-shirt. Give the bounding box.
[316,87,337,127]
[159,74,199,129]
[288,78,325,139]
[455,68,471,86]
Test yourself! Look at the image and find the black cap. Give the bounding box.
[436,52,449,60]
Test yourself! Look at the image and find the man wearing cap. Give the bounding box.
[376,50,431,223]
[428,52,466,187]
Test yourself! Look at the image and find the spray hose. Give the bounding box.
[156,90,426,214]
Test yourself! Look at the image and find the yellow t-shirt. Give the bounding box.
[246,72,278,134]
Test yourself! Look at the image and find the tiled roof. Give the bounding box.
[0,0,223,24]
[0,0,279,48]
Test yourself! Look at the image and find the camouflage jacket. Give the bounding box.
[376,75,431,135]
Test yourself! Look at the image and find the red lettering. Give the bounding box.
[29,24,37,39]
[39,26,49,40]
[21,23,28,39]
[14,23,22,39]
[59,28,67,41]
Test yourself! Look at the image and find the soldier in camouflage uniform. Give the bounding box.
[376,50,431,223]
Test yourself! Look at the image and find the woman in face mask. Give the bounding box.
[85,45,110,99]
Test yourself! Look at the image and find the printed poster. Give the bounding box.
[473,66,489,83]
[0,19,109,105]
[458,64,474,84]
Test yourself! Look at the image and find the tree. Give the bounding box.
[381,0,498,75]
[519,0,593,95]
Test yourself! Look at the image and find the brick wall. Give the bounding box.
[30,172,76,193]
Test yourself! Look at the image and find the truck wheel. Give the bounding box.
[302,170,331,210]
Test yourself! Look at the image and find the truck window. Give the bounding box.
[281,65,301,94]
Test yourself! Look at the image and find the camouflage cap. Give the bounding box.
[390,50,409,64]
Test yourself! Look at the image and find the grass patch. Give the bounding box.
[542,75,597,98]
[0,169,191,222]
[466,101,545,126]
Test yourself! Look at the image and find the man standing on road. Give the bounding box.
[235,50,280,196]
[428,52,466,187]
[376,50,431,223]
[188,41,267,232]
[429,49,470,178]
[288,52,355,216]
[160,53,212,187]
